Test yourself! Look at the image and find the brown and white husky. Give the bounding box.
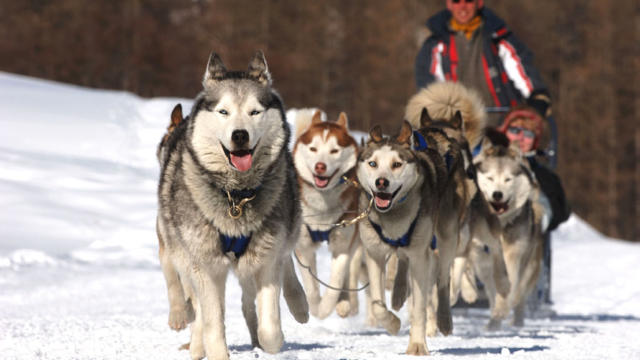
[292,109,362,319]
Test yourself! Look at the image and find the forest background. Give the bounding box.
[0,0,637,241]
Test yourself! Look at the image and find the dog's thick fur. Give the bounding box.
[357,121,445,355]
[473,140,544,328]
[292,110,361,319]
[156,51,308,360]
[404,82,507,334]
[405,81,487,150]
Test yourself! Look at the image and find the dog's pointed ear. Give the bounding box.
[369,125,384,143]
[170,104,183,127]
[336,112,349,129]
[451,110,463,130]
[507,140,524,160]
[396,120,413,146]
[419,108,432,128]
[203,52,227,87]
[311,110,323,124]
[247,51,272,86]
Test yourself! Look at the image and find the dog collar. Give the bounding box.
[222,186,260,219]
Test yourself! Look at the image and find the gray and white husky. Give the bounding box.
[473,141,543,328]
[357,121,445,355]
[156,51,308,360]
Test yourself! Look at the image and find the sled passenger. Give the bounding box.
[415,0,551,127]
[499,106,571,233]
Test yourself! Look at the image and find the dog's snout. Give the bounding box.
[231,129,249,147]
[315,162,326,175]
[492,191,503,201]
[375,177,389,190]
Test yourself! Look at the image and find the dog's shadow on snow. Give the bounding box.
[228,342,330,353]
[437,345,549,356]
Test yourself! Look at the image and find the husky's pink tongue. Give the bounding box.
[230,153,252,172]
[375,197,391,208]
[314,176,329,188]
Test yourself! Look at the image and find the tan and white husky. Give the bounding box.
[292,110,361,319]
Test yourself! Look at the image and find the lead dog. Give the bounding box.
[156,51,308,360]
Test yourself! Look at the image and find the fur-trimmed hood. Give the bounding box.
[405,81,487,149]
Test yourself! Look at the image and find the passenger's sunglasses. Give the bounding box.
[507,126,536,139]
[451,0,476,3]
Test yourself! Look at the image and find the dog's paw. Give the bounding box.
[168,307,191,331]
[487,318,502,331]
[258,327,284,354]
[512,316,524,327]
[385,313,401,335]
[405,342,429,356]
[426,319,438,338]
[437,309,453,336]
[336,300,351,318]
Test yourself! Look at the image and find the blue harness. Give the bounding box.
[369,216,437,250]
[472,141,483,158]
[413,130,453,171]
[219,232,252,257]
[306,225,332,243]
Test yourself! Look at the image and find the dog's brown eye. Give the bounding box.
[368,161,377,168]
[330,149,339,154]
[310,147,317,152]
[392,162,402,169]
[505,178,512,183]
[487,177,494,181]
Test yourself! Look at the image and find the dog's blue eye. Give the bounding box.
[250,110,261,116]
[368,161,377,168]
[392,162,402,169]
[218,109,228,115]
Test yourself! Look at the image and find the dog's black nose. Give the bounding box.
[231,129,249,147]
[375,177,389,190]
[492,191,503,201]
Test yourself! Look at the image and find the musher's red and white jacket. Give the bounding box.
[415,7,551,117]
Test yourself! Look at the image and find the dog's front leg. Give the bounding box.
[316,250,350,319]
[255,260,284,354]
[364,249,400,335]
[295,247,321,317]
[406,253,432,355]
[190,268,229,360]
[238,275,259,348]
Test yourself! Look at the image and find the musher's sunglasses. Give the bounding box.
[451,0,476,3]
[507,126,536,139]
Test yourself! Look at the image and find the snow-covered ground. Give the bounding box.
[1,72,639,359]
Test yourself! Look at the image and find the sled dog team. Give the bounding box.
[156,52,545,359]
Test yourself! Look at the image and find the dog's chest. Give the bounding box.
[301,184,349,230]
